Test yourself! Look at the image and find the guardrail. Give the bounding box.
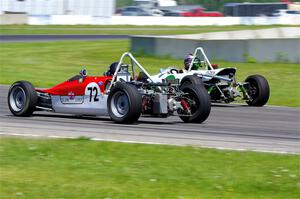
[1,14,299,25]
[131,35,300,63]
[0,14,28,25]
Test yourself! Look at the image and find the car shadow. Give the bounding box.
[211,103,249,108]
[29,112,178,125]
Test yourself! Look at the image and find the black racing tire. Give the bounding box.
[180,75,203,88]
[179,84,211,123]
[245,75,270,106]
[107,82,142,124]
[8,81,38,116]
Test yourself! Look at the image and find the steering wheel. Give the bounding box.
[170,68,179,74]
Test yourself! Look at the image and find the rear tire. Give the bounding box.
[245,75,270,106]
[107,83,142,124]
[8,81,37,116]
[179,84,211,123]
[180,75,203,88]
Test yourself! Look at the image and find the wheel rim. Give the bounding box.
[181,89,199,116]
[247,81,259,101]
[9,86,26,112]
[110,91,129,118]
[187,91,198,114]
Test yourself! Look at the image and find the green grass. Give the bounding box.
[0,25,297,35]
[0,40,299,107]
[0,137,299,199]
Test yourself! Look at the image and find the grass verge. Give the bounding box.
[0,25,297,35]
[0,137,299,199]
[0,40,299,107]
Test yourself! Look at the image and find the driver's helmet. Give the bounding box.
[104,62,119,76]
[184,54,201,70]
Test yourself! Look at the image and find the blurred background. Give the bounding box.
[0,0,299,25]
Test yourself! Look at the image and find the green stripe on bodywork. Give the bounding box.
[166,75,175,80]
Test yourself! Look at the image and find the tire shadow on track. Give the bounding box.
[211,103,249,108]
[6,112,179,125]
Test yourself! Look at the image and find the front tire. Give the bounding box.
[179,84,211,123]
[8,81,38,116]
[245,75,270,106]
[107,83,142,124]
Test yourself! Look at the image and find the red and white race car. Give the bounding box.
[8,52,211,124]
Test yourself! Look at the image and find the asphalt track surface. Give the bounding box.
[1,85,299,153]
[0,35,129,42]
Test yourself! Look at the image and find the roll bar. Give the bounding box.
[188,47,214,72]
[107,52,154,91]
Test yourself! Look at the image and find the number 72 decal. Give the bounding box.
[87,87,99,102]
[85,82,101,102]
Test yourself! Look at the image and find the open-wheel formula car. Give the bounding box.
[151,47,270,106]
[8,52,211,124]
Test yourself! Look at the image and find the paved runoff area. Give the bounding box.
[0,85,299,153]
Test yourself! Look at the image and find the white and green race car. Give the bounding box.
[151,47,270,106]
